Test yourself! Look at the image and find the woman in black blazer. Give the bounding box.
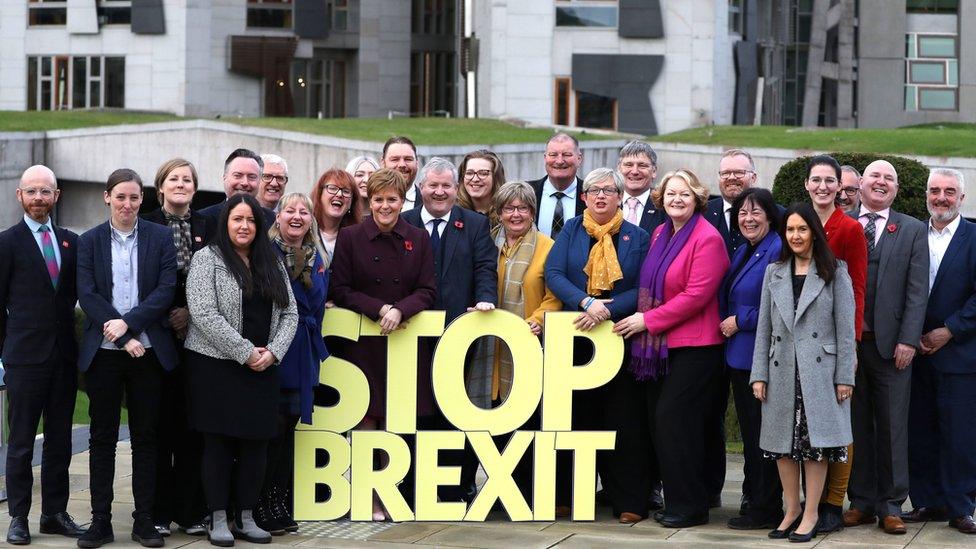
[141,158,212,536]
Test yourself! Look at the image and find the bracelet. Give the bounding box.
[583,296,595,310]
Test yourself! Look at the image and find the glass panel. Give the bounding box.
[90,80,101,106]
[906,34,916,58]
[576,91,615,129]
[333,10,347,30]
[40,80,52,111]
[55,57,68,110]
[910,61,945,83]
[918,88,956,109]
[333,60,346,117]
[555,6,617,27]
[73,57,87,108]
[291,60,308,117]
[247,8,292,28]
[917,36,956,58]
[905,86,917,110]
[907,0,958,13]
[97,6,132,25]
[28,7,68,25]
[41,56,51,77]
[27,58,37,111]
[91,57,101,77]
[947,59,958,85]
[104,57,125,107]
[555,79,569,125]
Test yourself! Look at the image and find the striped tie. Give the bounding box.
[39,225,59,288]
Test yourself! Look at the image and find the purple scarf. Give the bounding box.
[628,213,701,381]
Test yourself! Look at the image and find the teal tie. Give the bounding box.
[39,225,59,288]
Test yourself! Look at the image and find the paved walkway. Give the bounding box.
[2,443,973,548]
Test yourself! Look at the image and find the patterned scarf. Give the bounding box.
[274,237,317,288]
[163,210,193,272]
[582,209,624,295]
[629,213,700,381]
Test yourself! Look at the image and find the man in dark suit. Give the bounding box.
[0,165,86,544]
[381,136,422,211]
[197,148,275,227]
[529,133,586,239]
[903,168,976,534]
[617,140,667,237]
[402,157,498,502]
[841,160,928,535]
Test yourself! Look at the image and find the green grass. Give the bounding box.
[70,390,127,426]
[655,124,976,158]
[0,110,180,132]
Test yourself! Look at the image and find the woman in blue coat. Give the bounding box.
[258,193,329,535]
[718,188,784,531]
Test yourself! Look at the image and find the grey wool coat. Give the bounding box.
[750,259,856,453]
[184,246,298,365]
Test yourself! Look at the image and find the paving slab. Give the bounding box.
[415,524,570,548]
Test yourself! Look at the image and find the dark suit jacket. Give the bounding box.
[720,231,782,370]
[847,209,929,358]
[0,220,79,365]
[544,216,651,320]
[141,207,212,308]
[77,220,178,372]
[922,218,976,374]
[402,205,498,323]
[637,202,667,236]
[528,175,586,227]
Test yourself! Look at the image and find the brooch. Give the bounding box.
[62,240,70,248]
[404,240,414,251]
[454,220,464,229]
[887,223,897,233]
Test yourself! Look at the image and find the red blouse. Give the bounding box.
[823,207,867,341]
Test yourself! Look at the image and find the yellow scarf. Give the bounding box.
[582,209,624,295]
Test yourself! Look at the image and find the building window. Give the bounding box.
[554,77,571,126]
[330,0,348,31]
[555,1,618,28]
[906,0,958,13]
[410,51,455,116]
[728,0,744,34]
[97,0,131,25]
[27,55,124,110]
[576,91,616,129]
[411,0,455,36]
[28,0,67,26]
[291,58,346,118]
[247,0,293,29]
[905,33,957,111]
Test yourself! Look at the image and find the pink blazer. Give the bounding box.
[643,218,730,349]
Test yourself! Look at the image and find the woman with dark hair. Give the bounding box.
[311,169,361,266]
[142,158,212,537]
[719,188,784,531]
[751,202,855,542]
[803,154,866,532]
[77,168,179,548]
[457,150,506,228]
[184,193,297,546]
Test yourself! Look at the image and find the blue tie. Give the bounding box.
[430,218,443,257]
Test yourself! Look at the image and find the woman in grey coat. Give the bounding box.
[750,203,855,542]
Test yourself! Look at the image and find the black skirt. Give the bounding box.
[185,349,279,440]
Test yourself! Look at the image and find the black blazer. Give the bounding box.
[528,175,586,226]
[76,221,178,372]
[141,208,212,308]
[401,205,498,323]
[637,202,668,236]
[0,220,78,365]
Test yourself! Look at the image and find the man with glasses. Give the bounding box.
[837,165,862,214]
[707,149,758,257]
[198,148,275,227]
[257,154,289,210]
[530,133,586,239]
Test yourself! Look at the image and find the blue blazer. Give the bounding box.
[544,216,650,320]
[77,221,178,372]
[402,205,498,323]
[719,231,782,370]
[277,250,329,424]
[921,218,976,374]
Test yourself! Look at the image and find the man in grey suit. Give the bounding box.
[843,160,929,535]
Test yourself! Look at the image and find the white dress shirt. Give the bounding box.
[420,207,451,238]
[928,214,961,291]
[537,177,578,238]
[723,199,733,231]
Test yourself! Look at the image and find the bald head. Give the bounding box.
[21,165,57,188]
[860,160,898,211]
[17,165,59,223]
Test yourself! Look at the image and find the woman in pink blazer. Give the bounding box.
[614,169,730,528]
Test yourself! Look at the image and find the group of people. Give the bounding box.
[1,132,974,548]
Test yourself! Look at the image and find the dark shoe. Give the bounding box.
[269,488,298,533]
[181,520,208,536]
[768,516,802,539]
[842,508,877,527]
[6,516,30,545]
[739,494,751,515]
[652,509,666,522]
[131,518,164,548]
[949,515,976,534]
[648,483,664,511]
[40,512,86,538]
[254,502,285,536]
[879,515,906,535]
[77,518,114,549]
[709,494,722,508]
[728,514,780,530]
[595,489,609,505]
[658,512,709,528]
[816,503,844,533]
[618,512,643,524]
[154,523,171,537]
[788,525,818,542]
[901,506,948,523]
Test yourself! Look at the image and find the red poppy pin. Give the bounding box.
[622,234,630,242]
[62,240,70,248]
[318,264,326,274]
[194,236,202,242]
[404,240,414,251]
[454,220,464,229]
[887,223,897,233]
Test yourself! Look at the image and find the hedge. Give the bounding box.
[771,152,930,221]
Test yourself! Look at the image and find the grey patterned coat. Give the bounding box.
[750,259,856,453]
[184,246,298,364]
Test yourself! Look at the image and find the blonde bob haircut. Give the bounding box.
[651,169,709,213]
[366,168,408,200]
[153,158,198,202]
[268,192,325,256]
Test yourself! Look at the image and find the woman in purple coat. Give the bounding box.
[328,168,436,520]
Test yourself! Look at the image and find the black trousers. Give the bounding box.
[729,367,783,520]
[202,434,269,511]
[262,413,299,513]
[153,362,207,527]
[86,349,164,520]
[706,366,729,502]
[652,345,723,516]
[3,348,77,518]
[600,367,657,518]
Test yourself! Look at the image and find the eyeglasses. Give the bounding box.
[502,205,532,214]
[464,169,492,179]
[719,170,753,180]
[262,174,289,184]
[841,187,859,196]
[808,177,839,187]
[325,184,353,198]
[584,187,620,197]
[20,187,56,198]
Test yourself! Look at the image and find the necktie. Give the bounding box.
[39,225,59,288]
[863,212,880,253]
[430,218,443,258]
[626,197,640,224]
[551,191,566,239]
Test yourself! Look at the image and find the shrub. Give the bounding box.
[771,152,930,221]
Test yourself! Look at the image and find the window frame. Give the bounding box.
[554,0,619,29]
[246,0,294,30]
